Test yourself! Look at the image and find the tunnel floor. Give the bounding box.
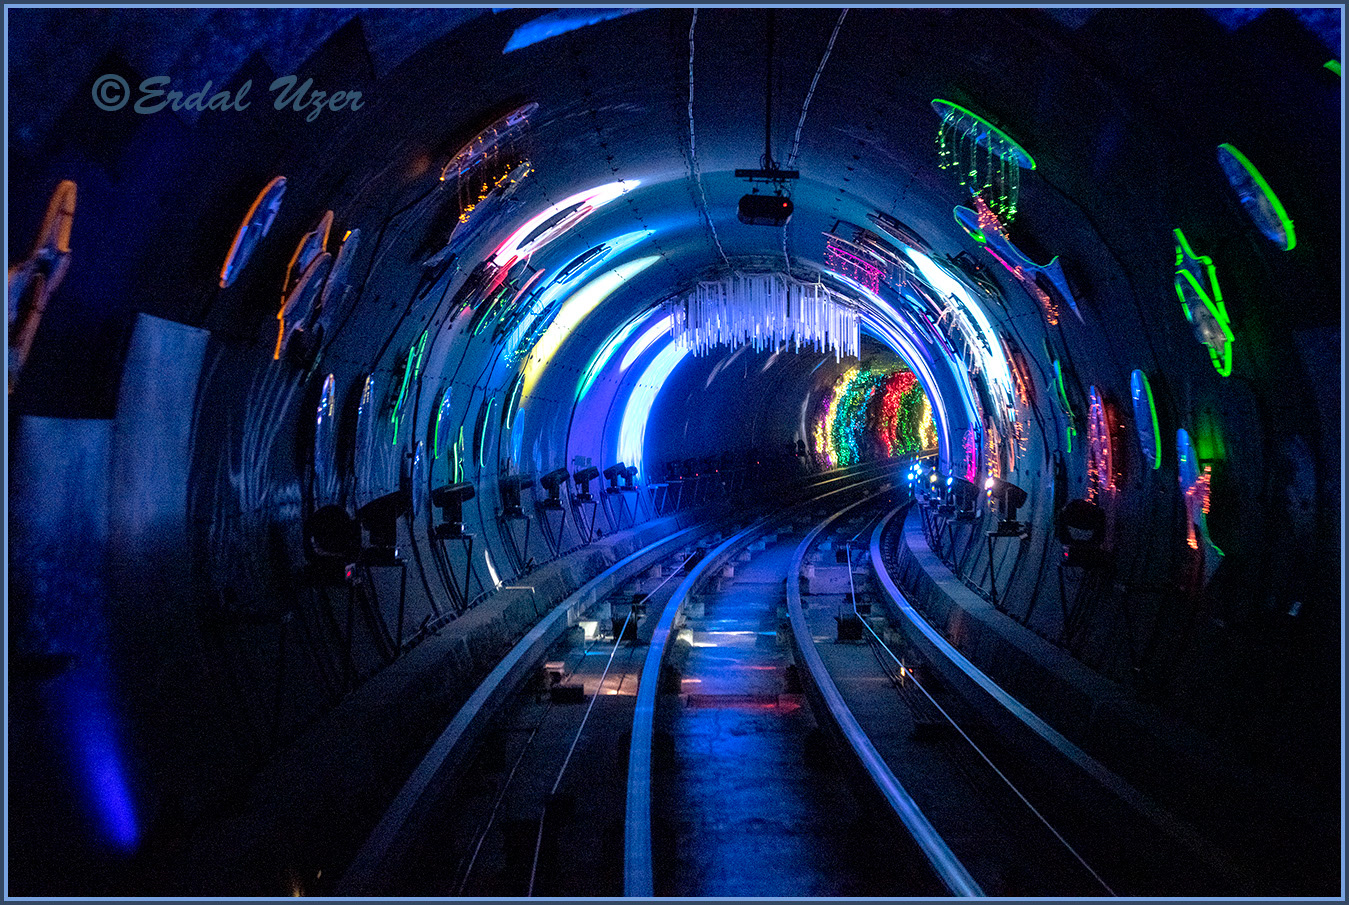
[651,527,921,897]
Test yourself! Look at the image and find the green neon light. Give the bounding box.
[953,207,986,243]
[931,99,1036,169]
[472,289,507,337]
[1216,144,1296,251]
[432,388,451,460]
[1173,229,1234,377]
[453,425,465,483]
[504,374,525,431]
[1326,60,1341,76]
[476,398,494,468]
[412,329,428,378]
[1130,369,1162,470]
[1052,359,1076,453]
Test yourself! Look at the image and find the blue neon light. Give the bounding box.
[617,340,689,480]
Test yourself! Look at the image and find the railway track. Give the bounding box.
[338,463,903,895]
[341,463,1238,898]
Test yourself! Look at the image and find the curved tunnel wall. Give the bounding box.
[7,6,1341,893]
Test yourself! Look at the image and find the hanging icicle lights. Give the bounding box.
[812,366,934,468]
[933,99,1035,225]
[665,273,860,361]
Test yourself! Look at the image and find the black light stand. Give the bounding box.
[431,482,480,612]
[571,465,601,543]
[536,467,570,557]
[983,477,1031,607]
[498,473,534,574]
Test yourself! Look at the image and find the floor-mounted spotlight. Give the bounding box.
[537,466,572,556]
[499,474,532,520]
[603,462,625,494]
[983,476,1031,608]
[355,490,412,658]
[498,474,534,573]
[357,490,411,565]
[431,481,479,612]
[572,465,602,542]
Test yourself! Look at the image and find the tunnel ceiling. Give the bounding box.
[10,6,1341,424]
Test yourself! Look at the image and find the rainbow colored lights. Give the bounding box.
[813,366,934,468]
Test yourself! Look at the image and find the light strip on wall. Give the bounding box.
[904,247,1016,411]
[617,340,689,480]
[489,180,635,269]
[620,315,673,371]
[520,255,660,398]
[575,314,650,403]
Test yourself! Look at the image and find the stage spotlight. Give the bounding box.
[620,464,639,490]
[540,467,570,510]
[306,504,361,563]
[499,474,533,519]
[431,482,476,539]
[603,462,626,493]
[573,464,601,501]
[357,490,411,563]
[985,476,1029,532]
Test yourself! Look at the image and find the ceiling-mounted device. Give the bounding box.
[737,9,797,227]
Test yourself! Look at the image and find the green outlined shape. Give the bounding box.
[931,99,1036,170]
[1173,229,1234,377]
[1129,369,1162,470]
[1216,144,1296,251]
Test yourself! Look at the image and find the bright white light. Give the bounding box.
[490,181,635,268]
[621,315,673,371]
[904,247,1016,410]
[618,340,689,480]
[484,549,502,588]
[521,255,660,397]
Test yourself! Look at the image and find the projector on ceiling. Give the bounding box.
[738,192,794,227]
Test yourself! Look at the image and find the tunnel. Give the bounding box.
[6,6,1342,898]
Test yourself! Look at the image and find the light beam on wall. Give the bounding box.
[519,255,660,398]
[617,340,689,480]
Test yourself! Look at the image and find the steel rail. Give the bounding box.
[784,494,984,898]
[622,465,904,896]
[869,504,1249,890]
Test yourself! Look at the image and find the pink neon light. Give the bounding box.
[824,239,883,294]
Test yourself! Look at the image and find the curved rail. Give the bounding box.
[339,520,703,895]
[869,504,1247,889]
[784,495,984,898]
[622,467,904,896]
